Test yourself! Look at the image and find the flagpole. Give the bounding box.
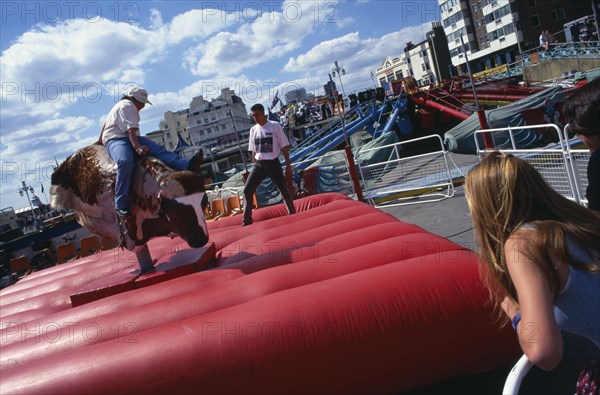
[230,110,248,172]
[41,183,49,205]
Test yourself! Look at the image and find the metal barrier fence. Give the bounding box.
[293,151,354,197]
[474,123,590,206]
[356,135,455,208]
[521,41,600,66]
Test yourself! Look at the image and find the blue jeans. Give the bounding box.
[105,136,190,210]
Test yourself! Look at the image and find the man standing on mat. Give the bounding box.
[242,103,296,226]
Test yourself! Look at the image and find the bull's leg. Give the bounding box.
[134,244,154,273]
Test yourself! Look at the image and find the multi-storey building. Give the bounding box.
[159,108,191,150]
[285,88,308,104]
[439,0,592,74]
[153,88,252,155]
[375,22,452,87]
[323,76,337,96]
[186,88,252,151]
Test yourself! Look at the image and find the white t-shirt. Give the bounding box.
[248,120,290,161]
[102,100,140,144]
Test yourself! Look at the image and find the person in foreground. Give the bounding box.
[99,87,203,217]
[563,76,600,211]
[465,152,600,393]
[242,103,296,226]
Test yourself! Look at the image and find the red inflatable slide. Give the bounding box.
[0,193,519,394]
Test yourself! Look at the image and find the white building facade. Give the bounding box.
[375,22,451,88]
[186,88,252,151]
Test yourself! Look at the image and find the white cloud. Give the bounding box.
[3,116,93,144]
[165,8,236,44]
[1,19,159,87]
[280,21,437,96]
[182,1,343,77]
[283,32,361,72]
[284,21,433,74]
[0,116,95,178]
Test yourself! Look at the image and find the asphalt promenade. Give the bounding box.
[379,152,477,249]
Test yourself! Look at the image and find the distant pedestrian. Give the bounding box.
[579,20,590,42]
[564,77,600,210]
[547,31,556,46]
[242,103,296,226]
[539,30,549,50]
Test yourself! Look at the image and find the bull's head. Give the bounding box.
[156,171,209,248]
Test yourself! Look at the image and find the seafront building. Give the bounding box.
[375,22,452,88]
[376,2,596,86]
[285,88,308,104]
[438,0,595,75]
[148,88,253,155]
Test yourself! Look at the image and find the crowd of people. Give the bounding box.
[17,208,70,232]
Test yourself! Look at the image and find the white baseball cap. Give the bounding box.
[128,87,152,105]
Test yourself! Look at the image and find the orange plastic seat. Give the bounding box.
[222,195,242,218]
[101,236,118,251]
[206,198,225,222]
[31,248,55,269]
[80,235,101,257]
[10,255,31,277]
[56,242,78,264]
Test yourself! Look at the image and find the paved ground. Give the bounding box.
[380,184,475,249]
[377,152,477,249]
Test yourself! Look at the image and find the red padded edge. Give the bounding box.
[70,268,139,307]
[134,242,216,288]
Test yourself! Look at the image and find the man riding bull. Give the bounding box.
[98,87,203,218]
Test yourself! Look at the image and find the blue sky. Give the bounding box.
[1,0,440,210]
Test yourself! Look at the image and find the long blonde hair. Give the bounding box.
[465,152,600,308]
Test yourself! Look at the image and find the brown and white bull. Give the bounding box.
[50,144,209,271]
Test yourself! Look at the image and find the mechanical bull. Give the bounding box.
[50,143,209,272]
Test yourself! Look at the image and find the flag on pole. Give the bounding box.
[269,90,280,111]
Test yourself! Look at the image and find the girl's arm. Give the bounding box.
[504,234,563,370]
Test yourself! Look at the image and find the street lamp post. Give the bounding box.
[511,15,523,60]
[229,110,248,172]
[331,61,364,202]
[18,180,39,230]
[428,32,442,84]
[459,33,480,110]
[460,33,493,149]
[370,71,377,89]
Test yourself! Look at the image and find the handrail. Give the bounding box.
[502,354,533,395]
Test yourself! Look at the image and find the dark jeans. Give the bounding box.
[242,159,296,226]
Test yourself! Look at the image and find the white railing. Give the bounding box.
[502,354,534,395]
[356,134,455,208]
[474,123,590,206]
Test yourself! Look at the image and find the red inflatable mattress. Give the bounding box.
[0,193,519,394]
